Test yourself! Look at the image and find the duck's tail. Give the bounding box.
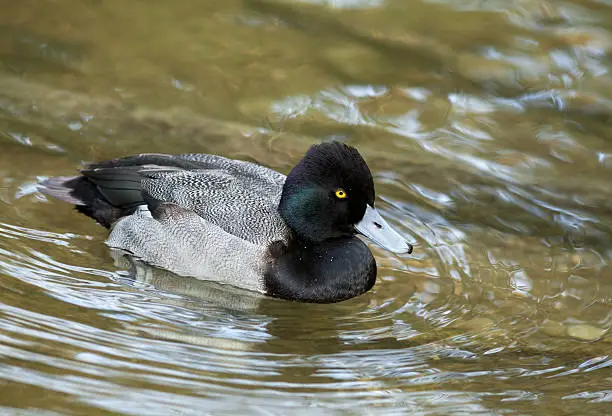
[39,176,86,205]
[39,176,124,228]
[39,154,196,228]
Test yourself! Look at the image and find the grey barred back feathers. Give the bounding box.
[139,154,291,245]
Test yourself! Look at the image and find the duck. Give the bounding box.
[39,141,413,303]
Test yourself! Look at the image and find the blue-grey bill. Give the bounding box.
[355,205,413,254]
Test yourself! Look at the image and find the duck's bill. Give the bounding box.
[355,205,413,254]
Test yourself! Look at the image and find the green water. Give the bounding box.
[1,0,611,414]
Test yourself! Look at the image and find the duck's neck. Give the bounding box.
[263,236,376,303]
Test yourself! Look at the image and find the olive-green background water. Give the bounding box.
[1,0,611,414]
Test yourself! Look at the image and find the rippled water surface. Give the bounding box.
[1,0,612,414]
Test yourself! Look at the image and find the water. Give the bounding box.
[1,0,612,414]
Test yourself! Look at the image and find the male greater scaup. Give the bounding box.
[39,141,412,303]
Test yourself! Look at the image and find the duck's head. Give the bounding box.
[279,141,412,254]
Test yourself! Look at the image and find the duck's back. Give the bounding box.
[76,153,289,242]
[137,153,290,245]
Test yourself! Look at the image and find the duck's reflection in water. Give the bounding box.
[112,250,272,350]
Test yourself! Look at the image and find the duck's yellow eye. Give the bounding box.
[335,189,347,199]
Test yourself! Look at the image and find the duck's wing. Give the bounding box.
[78,153,290,244]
